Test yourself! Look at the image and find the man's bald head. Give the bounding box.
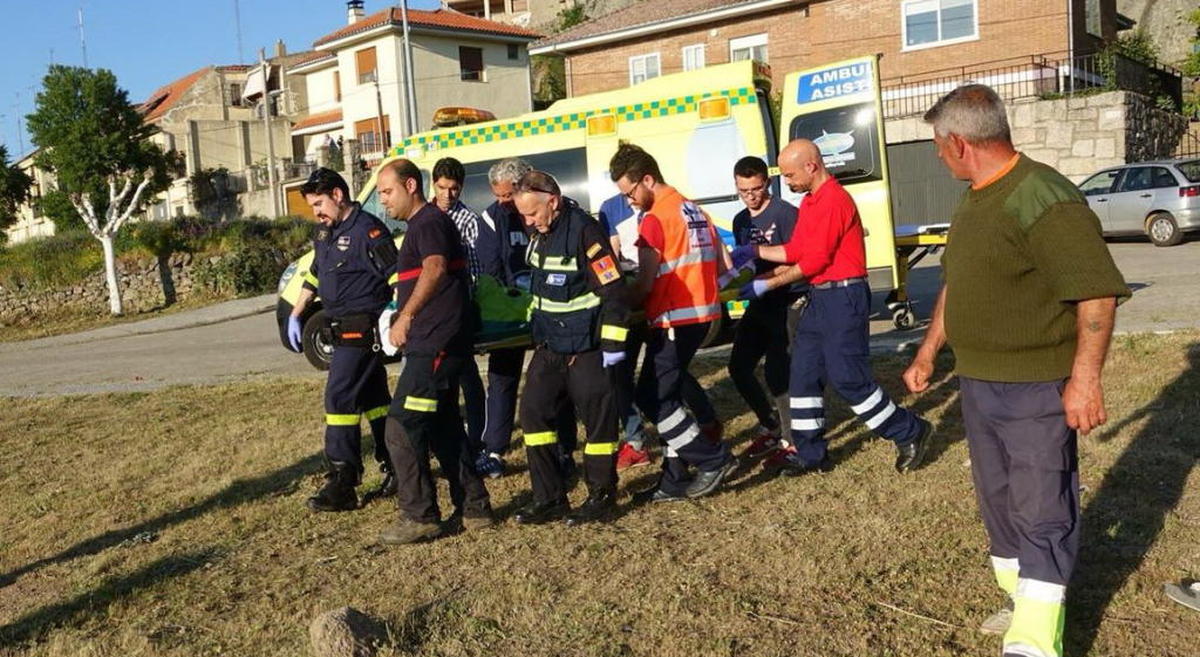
[778,138,827,194]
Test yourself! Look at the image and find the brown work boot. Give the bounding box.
[379,518,443,545]
[461,509,497,531]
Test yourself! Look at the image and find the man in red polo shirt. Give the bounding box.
[732,139,932,475]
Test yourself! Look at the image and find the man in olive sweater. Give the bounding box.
[903,85,1129,657]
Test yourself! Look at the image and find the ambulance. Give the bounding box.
[277,56,908,370]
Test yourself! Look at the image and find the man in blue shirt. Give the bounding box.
[727,156,803,467]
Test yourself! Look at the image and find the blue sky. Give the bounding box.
[0,0,441,159]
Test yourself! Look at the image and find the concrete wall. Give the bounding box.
[885,90,1188,181]
[563,0,1081,97]
[411,33,533,123]
[304,65,342,115]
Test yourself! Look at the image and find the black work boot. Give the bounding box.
[514,498,570,525]
[360,463,397,506]
[307,461,360,512]
[565,490,616,526]
[895,419,934,473]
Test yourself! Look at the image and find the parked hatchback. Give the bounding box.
[1077,159,1200,246]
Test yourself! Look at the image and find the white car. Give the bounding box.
[1078,159,1200,246]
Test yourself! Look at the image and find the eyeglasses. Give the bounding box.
[622,180,642,201]
[736,183,767,197]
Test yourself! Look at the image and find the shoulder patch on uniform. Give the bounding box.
[368,228,382,239]
[591,255,620,285]
[586,242,603,258]
[1004,165,1087,231]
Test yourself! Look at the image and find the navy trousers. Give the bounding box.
[323,344,392,477]
[462,349,579,457]
[788,283,922,465]
[637,323,730,496]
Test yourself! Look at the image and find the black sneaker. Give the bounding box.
[895,419,933,473]
[514,499,570,525]
[778,453,833,477]
[565,492,616,526]
[684,458,738,499]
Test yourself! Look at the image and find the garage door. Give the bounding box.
[886,140,968,229]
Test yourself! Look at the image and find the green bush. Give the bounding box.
[0,231,103,290]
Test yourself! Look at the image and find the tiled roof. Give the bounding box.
[314,6,540,47]
[287,50,337,71]
[293,109,343,131]
[141,67,212,123]
[532,0,777,50]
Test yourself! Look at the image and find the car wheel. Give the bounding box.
[302,309,334,371]
[1146,212,1182,247]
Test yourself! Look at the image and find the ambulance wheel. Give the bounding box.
[892,306,915,331]
[302,310,334,371]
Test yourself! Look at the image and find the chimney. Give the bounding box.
[347,0,365,24]
[274,39,287,59]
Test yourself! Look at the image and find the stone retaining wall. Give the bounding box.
[0,253,224,325]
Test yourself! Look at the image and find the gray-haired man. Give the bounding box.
[903,84,1129,657]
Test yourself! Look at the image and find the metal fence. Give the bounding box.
[881,52,1184,120]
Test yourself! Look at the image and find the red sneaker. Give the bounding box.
[616,443,651,471]
[761,444,797,473]
[744,429,782,458]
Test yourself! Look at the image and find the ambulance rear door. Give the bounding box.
[778,55,899,292]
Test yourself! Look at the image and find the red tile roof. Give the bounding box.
[287,50,337,71]
[314,7,540,47]
[532,0,777,50]
[141,67,212,123]
[293,109,344,131]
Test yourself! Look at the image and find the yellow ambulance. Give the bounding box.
[277,57,908,369]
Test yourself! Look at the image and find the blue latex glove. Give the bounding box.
[739,279,771,300]
[601,351,626,368]
[730,244,757,269]
[287,315,302,352]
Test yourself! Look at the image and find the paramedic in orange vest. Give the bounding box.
[610,143,737,502]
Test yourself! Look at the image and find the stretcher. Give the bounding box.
[886,223,950,330]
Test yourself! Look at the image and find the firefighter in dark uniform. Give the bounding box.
[374,158,494,545]
[288,168,396,512]
[510,171,629,526]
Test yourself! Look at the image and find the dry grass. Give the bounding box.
[1,332,1198,656]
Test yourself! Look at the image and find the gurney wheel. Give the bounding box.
[892,306,915,331]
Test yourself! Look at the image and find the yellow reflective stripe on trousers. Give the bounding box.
[584,442,618,456]
[364,405,389,421]
[532,292,601,313]
[600,324,627,342]
[991,556,1019,595]
[326,413,360,426]
[1004,579,1065,657]
[403,396,438,413]
[524,431,558,446]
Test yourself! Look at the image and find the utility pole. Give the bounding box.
[374,75,389,151]
[78,6,88,68]
[399,0,419,135]
[259,48,280,217]
[233,0,245,64]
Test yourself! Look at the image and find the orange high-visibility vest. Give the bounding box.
[644,186,722,328]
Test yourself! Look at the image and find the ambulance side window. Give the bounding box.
[361,185,404,234]
[788,101,882,184]
[458,148,590,214]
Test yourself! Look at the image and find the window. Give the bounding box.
[789,102,882,184]
[1085,0,1102,38]
[729,33,768,63]
[356,47,377,84]
[1150,167,1178,188]
[354,117,391,153]
[902,0,977,50]
[333,71,341,102]
[1177,160,1200,183]
[229,83,242,106]
[460,46,484,81]
[682,44,706,72]
[629,53,660,85]
[459,148,592,212]
[1079,170,1120,196]
[507,44,520,60]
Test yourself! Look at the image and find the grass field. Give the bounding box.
[1,332,1198,656]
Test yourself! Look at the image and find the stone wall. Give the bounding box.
[885,91,1188,181]
[0,253,224,325]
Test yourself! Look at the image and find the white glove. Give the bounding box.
[378,308,399,356]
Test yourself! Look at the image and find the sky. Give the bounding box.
[0,0,441,160]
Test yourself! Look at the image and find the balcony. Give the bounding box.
[444,0,529,22]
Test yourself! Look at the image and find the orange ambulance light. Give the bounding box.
[698,97,731,121]
[431,106,497,127]
[587,114,617,136]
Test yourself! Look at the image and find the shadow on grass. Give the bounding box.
[1067,341,1200,656]
[0,453,323,590]
[0,548,220,645]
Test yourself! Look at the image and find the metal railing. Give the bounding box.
[881,52,1184,120]
[1176,131,1200,159]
